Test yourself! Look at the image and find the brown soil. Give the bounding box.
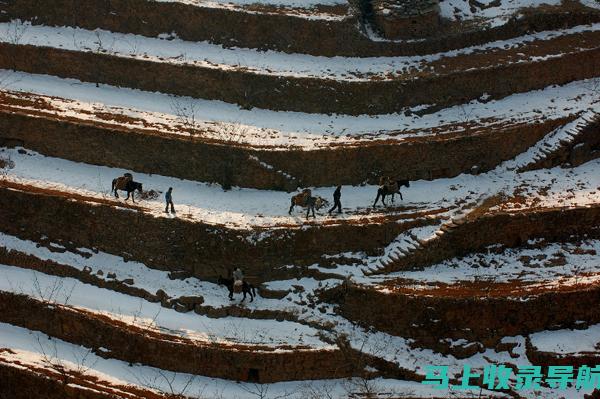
[378,275,600,298]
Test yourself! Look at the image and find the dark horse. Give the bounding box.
[111,176,143,203]
[373,179,410,207]
[218,276,257,302]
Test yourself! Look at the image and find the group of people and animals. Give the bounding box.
[111,173,175,213]
[110,172,408,302]
[112,171,409,220]
[288,177,409,219]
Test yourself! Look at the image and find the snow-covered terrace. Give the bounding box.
[4,226,600,314]
[0,229,585,398]
[2,103,600,228]
[154,0,351,20]
[0,289,596,398]
[439,0,599,27]
[0,263,591,399]
[0,147,464,229]
[0,232,531,396]
[2,21,600,81]
[133,0,600,26]
[492,161,600,212]
[157,0,346,8]
[1,106,600,229]
[0,323,512,399]
[1,71,599,149]
[0,200,598,398]
[530,323,600,356]
[0,232,278,309]
[369,239,600,294]
[0,263,332,350]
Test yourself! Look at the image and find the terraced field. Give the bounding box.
[1,0,600,398]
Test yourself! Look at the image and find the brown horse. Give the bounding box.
[112,173,143,203]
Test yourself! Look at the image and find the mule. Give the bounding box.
[112,175,143,203]
[288,189,328,219]
[373,179,410,207]
[217,276,257,302]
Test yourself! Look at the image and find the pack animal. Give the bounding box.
[217,276,257,302]
[288,189,328,219]
[111,174,143,203]
[373,178,410,207]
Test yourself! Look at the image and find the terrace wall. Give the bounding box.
[333,281,600,346]
[328,205,600,343]
[0,292,418,382]
[378,204,600,273]
[1,42,600,114]
[0,362,120,399]
[0,183,428,282]
[0,108,568,189]
[0,292,356,383]
[2,0,599,56]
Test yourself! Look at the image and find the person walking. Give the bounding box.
[165,187,175,213]
[328,185,342,215]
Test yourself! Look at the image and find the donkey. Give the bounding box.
[289,189,328,219]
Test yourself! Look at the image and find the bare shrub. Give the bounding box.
[170,96,200,135]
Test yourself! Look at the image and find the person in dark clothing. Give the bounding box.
[165,187,175,213]
[328,185,342,215]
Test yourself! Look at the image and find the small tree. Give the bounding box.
[170,96,200,135]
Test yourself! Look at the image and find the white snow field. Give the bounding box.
[530,323,600,355]
[154,0,351,20]
[0,263,332,349]
[371,239,600,291]
[156,0,348,8]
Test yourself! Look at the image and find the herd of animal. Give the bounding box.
[111,173,410,219]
